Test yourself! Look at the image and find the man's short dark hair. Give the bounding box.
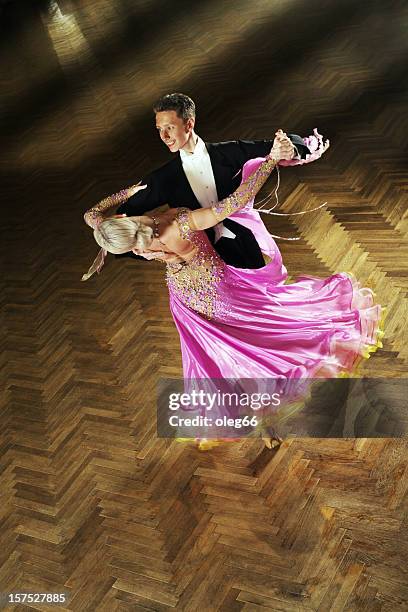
[153,93,195,122]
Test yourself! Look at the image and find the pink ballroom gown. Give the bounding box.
[163,136,384,445]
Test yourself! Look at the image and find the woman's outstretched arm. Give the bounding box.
[186,156,277,231]
[186,132,294,231]
[83,183,146,229]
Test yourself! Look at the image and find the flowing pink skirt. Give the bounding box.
[168,261,384,448]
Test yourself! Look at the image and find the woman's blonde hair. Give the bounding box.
[81,216,153,281]
[94,216,153,254]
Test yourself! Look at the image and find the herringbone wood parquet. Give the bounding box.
[1,0,407,610]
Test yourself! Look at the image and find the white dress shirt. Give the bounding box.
[179,136,236,242]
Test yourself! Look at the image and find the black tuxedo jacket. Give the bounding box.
[116,135,309,268]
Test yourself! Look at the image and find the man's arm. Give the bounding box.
[222,135,310,167]
[235,139,274,164]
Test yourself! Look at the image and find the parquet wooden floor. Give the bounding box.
[1,0,407,610]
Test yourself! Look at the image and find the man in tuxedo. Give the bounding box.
[116,92,310,268]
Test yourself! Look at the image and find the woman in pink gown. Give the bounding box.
[82,131,385,449]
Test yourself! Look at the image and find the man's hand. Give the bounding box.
[269,129,295,161]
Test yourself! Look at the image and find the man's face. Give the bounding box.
[155,110,193,152]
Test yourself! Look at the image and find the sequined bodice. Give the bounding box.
[165,208,226,319]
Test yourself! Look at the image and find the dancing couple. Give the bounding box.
[82,93,384,450]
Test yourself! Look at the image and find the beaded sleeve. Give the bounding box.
[211,156,277,222]
[175,208,196,242]
[83,187,133,230]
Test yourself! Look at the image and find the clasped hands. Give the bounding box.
[269,129,296,161]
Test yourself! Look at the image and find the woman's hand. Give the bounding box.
[126,183,147,197]
[269,129,295,161]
